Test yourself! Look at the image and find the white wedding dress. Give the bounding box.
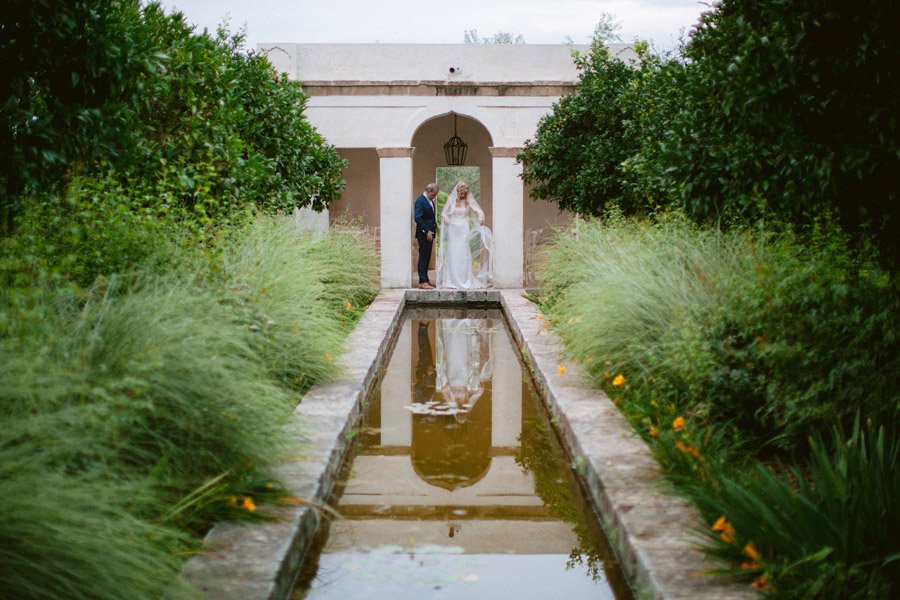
[435,185,494,289]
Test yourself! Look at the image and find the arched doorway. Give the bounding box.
[410,113,493,280]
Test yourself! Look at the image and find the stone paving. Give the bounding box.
[182,289,756,599]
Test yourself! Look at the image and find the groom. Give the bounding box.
[413,183,439,289]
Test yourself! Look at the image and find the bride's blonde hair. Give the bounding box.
[455,181,469,206]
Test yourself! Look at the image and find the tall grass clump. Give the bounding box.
[217,216,378,391]
[541,213,748,395]
[0,443,195,600]
[537,214,899,597]
[296,220,380,330]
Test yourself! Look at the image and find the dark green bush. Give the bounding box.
[698,227,899,451]
[663,0,900,266]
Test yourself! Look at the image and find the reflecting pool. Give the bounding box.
[293,308,632,599]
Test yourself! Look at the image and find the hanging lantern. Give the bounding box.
[443,113,468,166]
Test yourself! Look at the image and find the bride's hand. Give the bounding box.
[443,216,450,224]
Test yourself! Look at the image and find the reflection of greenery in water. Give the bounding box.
[517,398,605,581]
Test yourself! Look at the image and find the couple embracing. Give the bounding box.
[414,181,494,290]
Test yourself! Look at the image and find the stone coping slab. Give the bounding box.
[182,288,755,600]
[498,290,756,600]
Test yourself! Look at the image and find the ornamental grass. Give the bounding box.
[0,215,379,599]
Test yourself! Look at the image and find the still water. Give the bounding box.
[294,308,632,600]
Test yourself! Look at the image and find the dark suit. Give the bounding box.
[414,192,437,284]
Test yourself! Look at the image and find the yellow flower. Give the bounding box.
[743,543,760,561]
[345,300,352,310]
[672,416,686,432]
[241,497,257,512]
[324,354,333,362]
[566,317,574,325]
[612,374,625,386]
[226,496,238,507]
[536,312,543,321]
[557,365,566,375]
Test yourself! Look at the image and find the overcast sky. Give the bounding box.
[158,0,706,51]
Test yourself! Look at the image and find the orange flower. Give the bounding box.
[672,416,686,432]
[557,365,566,375]
[241,497,257,512]
[649,426,659,438]
[712,516,736,543]
[741,561,761,571]
[744,543,760,561]
[612,374,625,386]
[751,575,768,590]
[675,439,701,458]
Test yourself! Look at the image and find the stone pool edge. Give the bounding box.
[182,288,756,600]
[499,290,756,600]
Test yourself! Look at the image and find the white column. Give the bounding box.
[380,320,412,446]
[490,147,524,288]
[491,325,522,447]
[378,147,415,288]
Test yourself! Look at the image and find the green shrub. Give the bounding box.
[541,213,744,394]
[542,216,898,453]
[3,177,184,288]
[700,226,899,451]
[295,221,380,330]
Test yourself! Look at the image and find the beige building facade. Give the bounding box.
[259,43,637,287]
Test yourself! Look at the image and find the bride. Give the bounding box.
[436,181,494,289]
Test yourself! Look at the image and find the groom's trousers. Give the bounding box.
[416,231,433,284]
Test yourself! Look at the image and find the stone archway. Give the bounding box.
[409,113,494,281]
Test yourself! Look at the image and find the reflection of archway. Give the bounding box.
[411,114,494,276]
[410,389,492,491]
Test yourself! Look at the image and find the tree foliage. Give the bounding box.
[1,1,345,230]
[519,0,900,268]
[463,29,525,44]
[519,41,683,216]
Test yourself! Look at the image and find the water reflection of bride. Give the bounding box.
[436,318,492,419]
[407,318,493,419]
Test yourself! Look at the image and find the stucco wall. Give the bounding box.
[329,148,380,231]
